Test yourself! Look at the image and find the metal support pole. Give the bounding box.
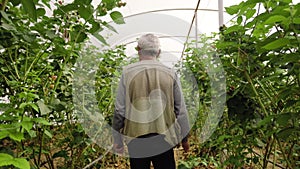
[195,11,198,48]
[218,0,224,27]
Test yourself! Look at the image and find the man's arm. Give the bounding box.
[173,73,190,151]
[112,74,126,148]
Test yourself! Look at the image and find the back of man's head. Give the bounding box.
[137,34,160,57]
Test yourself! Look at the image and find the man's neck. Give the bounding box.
[139,56,157,61]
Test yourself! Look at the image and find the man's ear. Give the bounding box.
[157,49,161,58]
[135,46,141,51]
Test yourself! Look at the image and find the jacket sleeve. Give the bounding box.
[112,74,126,145]
[173,73,190,143]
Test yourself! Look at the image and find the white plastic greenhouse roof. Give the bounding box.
[92,0,297,67]
[116,0,243,33]
[92,0,244,67]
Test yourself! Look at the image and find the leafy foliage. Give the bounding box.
[0,153,30,169]
[0,0,126,168]
[180,0,300,168]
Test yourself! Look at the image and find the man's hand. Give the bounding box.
[182,141,190,153]
[113,144,124,155]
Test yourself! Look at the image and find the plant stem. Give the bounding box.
[1,0,8,11]
[267,136,275,168]
[8,49,20,79]
[244,70,268,115]
[82,145,113,169]
[255,79,274,106]
[38,128,44,167]
[263,136,272,169]
[276,137,292,169]
[252,150,285,169]
[4,61,18,81]
[287,141,296,168]
[273,140,277,169]
[46,153,54,169]
[32,146,38,168]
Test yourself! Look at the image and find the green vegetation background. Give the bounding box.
[0,0,299,168]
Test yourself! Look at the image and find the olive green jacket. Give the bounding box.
[112,60,189,146]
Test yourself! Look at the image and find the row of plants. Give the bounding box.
[0,0,126,168]
[179,0,300,168]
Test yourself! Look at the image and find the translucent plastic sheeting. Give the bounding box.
[110,0,246,33]
[88,0,246,63]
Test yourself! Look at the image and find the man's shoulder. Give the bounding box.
[123,61,173,72]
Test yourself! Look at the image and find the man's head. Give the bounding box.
[137,34,161,59]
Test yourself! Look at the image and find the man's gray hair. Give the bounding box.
[137,34,160,57]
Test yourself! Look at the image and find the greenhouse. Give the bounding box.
[0,0,299,168]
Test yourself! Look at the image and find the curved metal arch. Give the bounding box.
[122,8,219,19]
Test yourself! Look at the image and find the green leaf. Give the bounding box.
[45,30,56,39]
[28,103,39,112]
[37,100,51,115]
[1,23,16,31]
[237,16,243,25]
[34,118,51,125]
[27,130,36,138]
[44,129,53,138]
[19,102,39,112]
[0,130,9,140]
[293,17,300,24]
[21,0,37,21]
[244,0,265,6]
[245,9,256,20]
[255,138,265,147]
[76,32,88,43]
[277,127,299,140]
[0,153,13,159]
[101,0,116,10]
[8,131,24,142]
[281,0,292,3]
[75,0,92,5]
[36,8,46,17]
[264,15,287,24]
[277,88,294,101]
[257,116,273,127]
[225,5,240,15]
[70,25,88,43]
[23,92,39,99]
[21,121,33,133]
[0,11,12,23]
[53,150,68,159]
[0,153,30,169]
[42,0,51,8]
[19,103,27,109]
[262,38,290,50]
[283,53,300,63]
[215,41,237,49]
[103,21,117,33]
[224,25,243,34]
[11,0,21,6]
[59,4,78,13]
[110,11,125,24]
[0,153,13,166]
[11,158,30,169]
[178,162,190,169]
[89,21,103,34]
[217,135,232,142]
[0,103,11,112]
[78,5,93,20]
[93,32,108,45]
[275,113,292,126]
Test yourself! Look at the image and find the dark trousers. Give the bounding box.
[127,134,176,169]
